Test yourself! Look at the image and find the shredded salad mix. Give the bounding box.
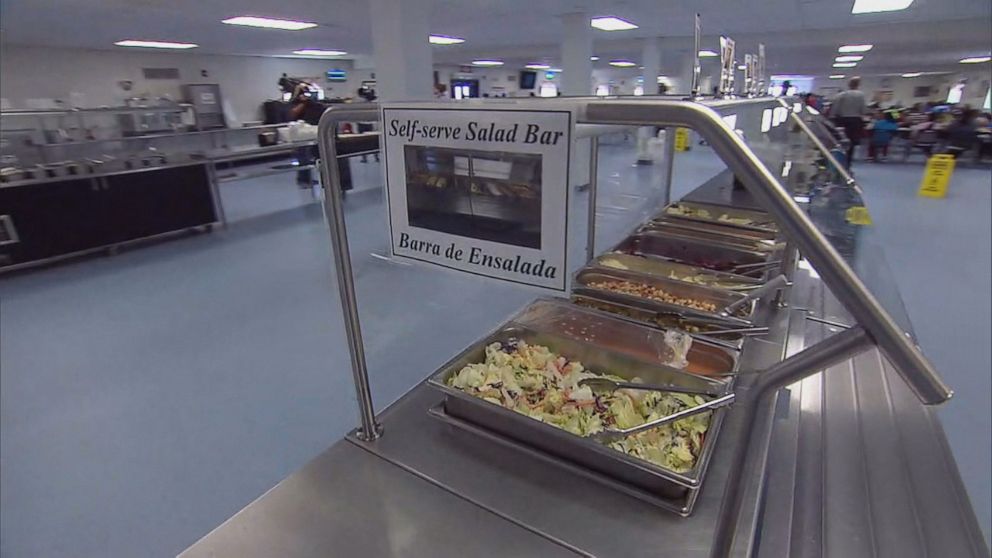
[447,340,712,473]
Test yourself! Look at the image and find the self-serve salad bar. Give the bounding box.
[181,99,988,558]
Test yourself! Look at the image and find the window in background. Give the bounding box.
[947,82,965,104]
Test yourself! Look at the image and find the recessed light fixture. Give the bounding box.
[851,0,913,14]
[525,63,551,70]
[429,35,464,45]
[960,55,991,64]
[839,44,873,53]
[829,74,846,79]
[590,56,600,61]
[699,50,719,57]
[835,55,864,62]
[901,72,922,77]
[222,16,317,30]
[609,60,637,67]
[590,16,638,31]
[833,62,857,68]
[114,40,198,49]
[293,49,346,56]
[472,60,504,66]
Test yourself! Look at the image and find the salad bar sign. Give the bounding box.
[381,105,573,291]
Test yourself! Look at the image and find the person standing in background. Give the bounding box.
[831,77,868,168]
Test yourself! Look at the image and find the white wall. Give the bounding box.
[0,44,374,123]
[812,70,991,109]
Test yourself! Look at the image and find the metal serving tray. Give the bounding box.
[571,294,748,352]
[511,297,739,376]
[572,267,755,327]
[611,232,770,274]
[590,253,763,292]
[427,318,731,515]
[644,215,779,242]
[638,219,782,253]
[663,201,778,234]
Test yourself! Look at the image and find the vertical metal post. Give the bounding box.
[773,241,798,307]
[661,127,677,207]
[691,14,702,97]
[585,137,599,262]
[317,108,382,441]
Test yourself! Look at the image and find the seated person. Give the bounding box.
[909,113,941,155]
[868,112,899,161]
[945,109,978,158]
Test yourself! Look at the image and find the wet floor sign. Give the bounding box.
[918,154,956,198]
[674,128,690,152]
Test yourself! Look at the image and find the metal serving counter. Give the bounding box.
[180,98,985,557]
[181,249,986,558]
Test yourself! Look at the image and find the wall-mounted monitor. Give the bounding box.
[326,69,347,82]
[519,70,537,90]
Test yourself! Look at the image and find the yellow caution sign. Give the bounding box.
[845,205,873,226]
[674,127,690,152]
[918,154,956,198]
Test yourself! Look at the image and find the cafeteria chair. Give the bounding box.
[902,129,940,162]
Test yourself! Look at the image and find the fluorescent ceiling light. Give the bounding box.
[590,56,600,61]
[901,72,922,77]
[293,49,346,56]
[429,35,464,45]
[548,68,563,73]
[833,62,857,68]
[737,64,747,70]
[609,60,637,67]
[472,60,503,66]
[829,74,846,79]
[590,16,638,31]
[960,56,991,64]
[839,44,873,53]
[835,55,864,62]
[525,63,550,70]
[222,16,317,30]
[699,50,719,57]
[114,40,198,49]
[851,0,913,14]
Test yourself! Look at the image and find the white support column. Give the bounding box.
[369,0,433,101]
[560,12,592,96]
[642,37,661,96]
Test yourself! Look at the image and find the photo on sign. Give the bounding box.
[404,145,543,249]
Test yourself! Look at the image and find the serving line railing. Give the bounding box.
[315,98,952,557]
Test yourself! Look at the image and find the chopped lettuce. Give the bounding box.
[446,340,713,473]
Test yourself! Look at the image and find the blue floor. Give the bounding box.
[1,144,988,556]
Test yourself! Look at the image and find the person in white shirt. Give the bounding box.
[831,77,868,168]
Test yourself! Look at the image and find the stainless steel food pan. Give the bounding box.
[571,294,749,352]
[512,297,739,375]
[427,321,730,514]
[662,201,778,233]
[611,232,770,274]
[572,267,755,326]
[590,253,763,292]
[644,215,779,242]
[638,219,781,253]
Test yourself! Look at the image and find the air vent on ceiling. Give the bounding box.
[142,68,180,80]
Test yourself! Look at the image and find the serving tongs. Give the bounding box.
[718,274,790,317]
[581,379,736,443]
[729,260,783,277]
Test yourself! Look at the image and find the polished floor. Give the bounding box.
[1,143,989,556]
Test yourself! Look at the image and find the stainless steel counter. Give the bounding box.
[179,266,988,557]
